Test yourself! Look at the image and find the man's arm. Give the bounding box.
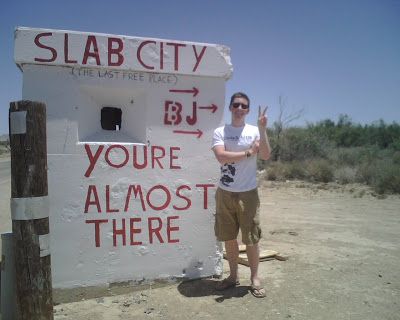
[212,144,259,165]
[257,106,271,160]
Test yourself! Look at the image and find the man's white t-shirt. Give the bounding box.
[212,124,260,192]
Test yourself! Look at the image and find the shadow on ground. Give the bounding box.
[177,279,249,302]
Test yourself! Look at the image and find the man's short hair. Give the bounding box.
[229,92,250,108]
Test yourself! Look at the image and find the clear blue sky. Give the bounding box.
[1,0,399,134]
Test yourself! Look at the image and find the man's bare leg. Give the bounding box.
[246,243,260,285]
[225,239,239,281]
[216,239,239,290]
[247,243,266,297]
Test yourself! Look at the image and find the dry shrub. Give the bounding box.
[265,148,400,195]
[306,159,334,183]
[356,159,400,194]
[265,161,312,181]
[356,163,373,185]
[265,162,286,181]
[372,162,400,194]
[286,161,307,180]
[334,166,357,184]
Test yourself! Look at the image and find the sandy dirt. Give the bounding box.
[1,159,399,319]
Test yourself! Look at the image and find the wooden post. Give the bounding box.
[9,100,53,320]
[1,233,16,320]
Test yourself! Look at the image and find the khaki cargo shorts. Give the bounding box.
[214,187,262,245]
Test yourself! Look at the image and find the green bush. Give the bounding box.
[264,155,400,195]
[268,127,331,162]
[328,147,363,167]
[308,117,400,148]
[389,138,400,151]
[356,145,380,163]
[392,151,400,165]
[263,116,400,194]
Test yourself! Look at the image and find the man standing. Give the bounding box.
[212,92,271,298]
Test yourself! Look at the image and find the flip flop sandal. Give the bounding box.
[250,285,266,298]
[215,278,240,291]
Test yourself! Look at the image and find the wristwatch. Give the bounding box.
[245,150,251,158]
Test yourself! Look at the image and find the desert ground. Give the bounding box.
[1,155,399,319]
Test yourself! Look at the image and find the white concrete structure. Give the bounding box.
[14,27,232,288]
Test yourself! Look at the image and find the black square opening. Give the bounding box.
[101,107,122,130]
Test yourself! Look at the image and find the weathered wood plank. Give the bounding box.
[9,100,53,320]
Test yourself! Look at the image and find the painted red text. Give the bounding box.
[33,32,207,72]
[84,144,181,177]
[84,183,213,213]
[86,216,180,247]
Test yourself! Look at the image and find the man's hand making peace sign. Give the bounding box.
[258,106,268,129]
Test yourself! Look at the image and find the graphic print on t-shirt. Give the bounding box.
[220,163,236,186]
[212,124,260,191]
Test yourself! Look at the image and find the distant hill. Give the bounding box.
[0,134,9,142]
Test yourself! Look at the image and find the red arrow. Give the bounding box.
[173,129,203,138]
[199,104,218,113]
[169,87,199,97]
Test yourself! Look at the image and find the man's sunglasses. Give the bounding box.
[231,102,249,110]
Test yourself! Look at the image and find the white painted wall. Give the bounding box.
[15,28,231,288]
